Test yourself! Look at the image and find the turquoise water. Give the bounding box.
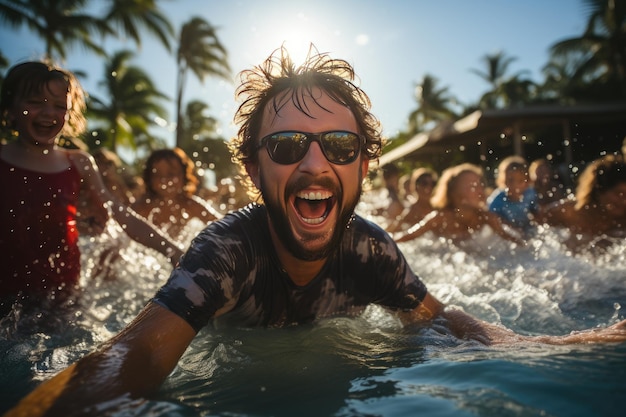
[1,217,625,416]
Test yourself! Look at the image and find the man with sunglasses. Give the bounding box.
[8,46,626,416]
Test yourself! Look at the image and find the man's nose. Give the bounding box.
[298,141,330,174]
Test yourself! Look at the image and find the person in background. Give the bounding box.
[77,147,140,235]
[487,156,538,237]
[6,47,626,417]
[395,163,523,245]
[387,167,437,232]
[398,171,416,205]
[529,158,566,208]
[537,154,626,252]
[0,61,183,306]
[378,162,405,221]
[131,148,222,241]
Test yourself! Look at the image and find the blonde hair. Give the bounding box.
[431,163,483,209]
[575,154,626,210]
[495,156,528,189]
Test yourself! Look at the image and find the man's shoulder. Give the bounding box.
[217,203,265,225]
[349,214,396,245]
[193,203,266,242]
[351,213,386,232]
[183,204,268,266]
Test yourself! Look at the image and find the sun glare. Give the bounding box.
[355,34,369,46]
[248,10,346,65]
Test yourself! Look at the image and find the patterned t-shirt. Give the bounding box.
[153,203,427,332]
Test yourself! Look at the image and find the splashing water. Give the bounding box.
[1,209,625,416]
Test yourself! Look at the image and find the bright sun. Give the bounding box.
[247,10,348,64]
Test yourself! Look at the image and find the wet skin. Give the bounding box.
[246,88,369,285]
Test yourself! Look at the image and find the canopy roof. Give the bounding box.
[379,102,626,166]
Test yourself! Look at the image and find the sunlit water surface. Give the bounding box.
[1,200,625,416]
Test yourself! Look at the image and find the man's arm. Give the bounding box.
[5,302,196,417]
[401,292,626,345]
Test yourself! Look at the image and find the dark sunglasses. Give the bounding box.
[257,131,363,165]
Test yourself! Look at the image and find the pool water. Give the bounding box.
[1,215,625,416]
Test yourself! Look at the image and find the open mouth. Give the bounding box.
[34,122,58,135]
[294,190,334,225]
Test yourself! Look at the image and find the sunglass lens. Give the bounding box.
[322,132,360,164]
[268,133,308,164]
[265,131,361,164]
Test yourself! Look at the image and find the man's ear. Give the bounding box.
[360,158,370,182]
[245,161,261,190]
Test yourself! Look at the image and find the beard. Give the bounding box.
[260,172,362,261]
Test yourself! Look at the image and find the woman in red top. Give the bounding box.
[0,61,183,304]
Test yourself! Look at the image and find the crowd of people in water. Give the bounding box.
[371,149,626,254]
[77,142,626,260]
[73,139,626,261]
[1,48,626,417]
[1,59,625,309]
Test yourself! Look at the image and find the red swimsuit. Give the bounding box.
[0,155,81,298]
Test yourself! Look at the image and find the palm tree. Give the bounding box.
[470,52,516,87]
[87,50,169,152]
[549,0,626,98]
[470,51,534,109]
[178,99,218,147]
[499,76,537,107]
[178,100,237,181]
[0,0,108,61]
[539,54,587,104]
[407,74,458,134]
[175,16,231,147]
[0,51,8,84]
[103,0,174,51]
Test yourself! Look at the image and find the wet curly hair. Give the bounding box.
[142,148,199,198]
[229,45,384,199]
[0,60,87,139]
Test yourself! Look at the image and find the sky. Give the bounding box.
[1,0,589,155]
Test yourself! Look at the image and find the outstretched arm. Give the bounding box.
[401,292,626,345]
[107,201,185,262]
[71,151,184,264]
[5,302,196,417]
[394,211,439,243]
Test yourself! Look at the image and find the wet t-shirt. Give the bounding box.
[153,203,427,331]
